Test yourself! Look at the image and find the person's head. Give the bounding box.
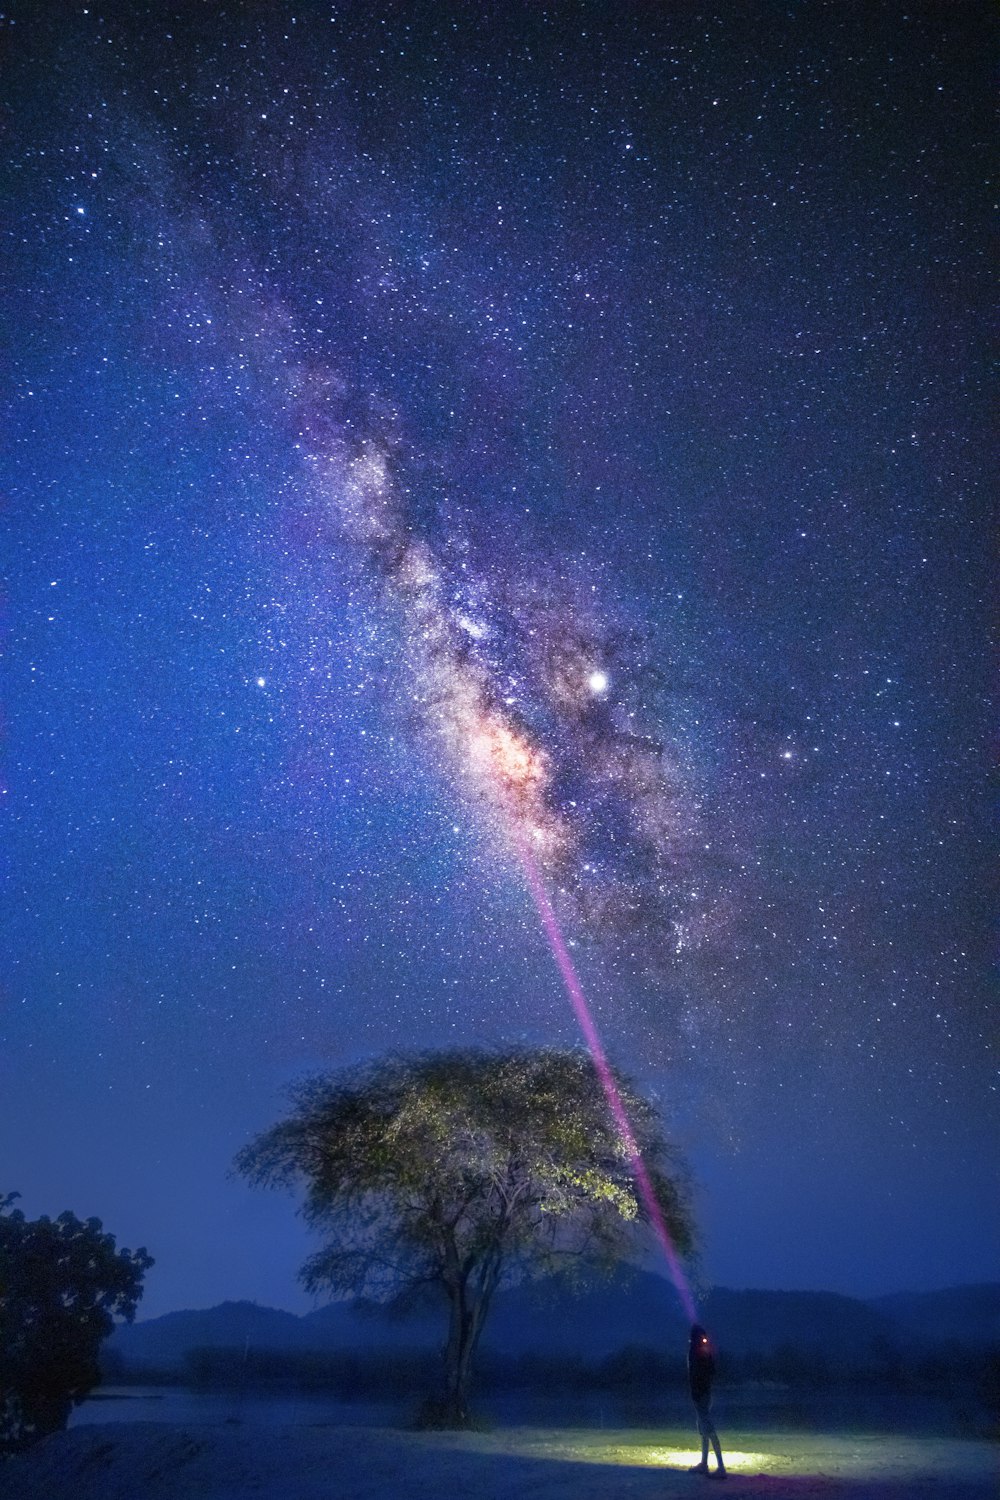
[690,1323,712,1353]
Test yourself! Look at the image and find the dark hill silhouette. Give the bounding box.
[104,1276,1000,1375]
[703,1287,894,1363]
[302,1297,443,1350]
[107,1301,315,1370]
[871,1284,1000,1348]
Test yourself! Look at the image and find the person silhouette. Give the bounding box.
[687,1323,726,1478]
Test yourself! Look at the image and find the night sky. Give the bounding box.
[5,3,996,1320]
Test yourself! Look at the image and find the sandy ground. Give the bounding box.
[2,1422,996,1499]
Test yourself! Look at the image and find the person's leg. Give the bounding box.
[698,1399,726,1476]
[688,1400,711,1472]
[704,1412,725,1476]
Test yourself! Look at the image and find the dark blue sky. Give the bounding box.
[5,2,996,1318]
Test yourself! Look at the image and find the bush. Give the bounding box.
[0,1192,152,1451]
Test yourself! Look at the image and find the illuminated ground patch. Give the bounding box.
[429,1425,998,1490]
[638,1446,773,1472]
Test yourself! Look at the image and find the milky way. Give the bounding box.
[5,3,996,1312]
[294,393,710,967]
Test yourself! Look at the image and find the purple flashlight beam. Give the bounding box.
[515,831,698,1325]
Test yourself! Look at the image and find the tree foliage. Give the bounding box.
[0,1192,153,1451]
[236,1045,694,1423]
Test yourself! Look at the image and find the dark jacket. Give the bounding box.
[688,1328,715,1402]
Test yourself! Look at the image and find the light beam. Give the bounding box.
[514,828,698,1325]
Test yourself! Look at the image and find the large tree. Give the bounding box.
[236,1046,694,1424]
[0,1193,153,1451]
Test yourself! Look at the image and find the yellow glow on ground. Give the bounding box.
[642,1448,775,1473]
[448,1431,781,1474]
[512,1440,776,1473]
[426,1427,999,1492]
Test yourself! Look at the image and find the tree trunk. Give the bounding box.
[441,1281,474,1425]
[437,1254,501,1426]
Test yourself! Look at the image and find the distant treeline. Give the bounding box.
[102,1340,1000,1410]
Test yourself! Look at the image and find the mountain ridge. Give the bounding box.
[105,1275,1000,1373]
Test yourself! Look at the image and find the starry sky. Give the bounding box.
[5,2,997,1320]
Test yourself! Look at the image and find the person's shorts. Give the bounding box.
[693,1395,716,1436]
